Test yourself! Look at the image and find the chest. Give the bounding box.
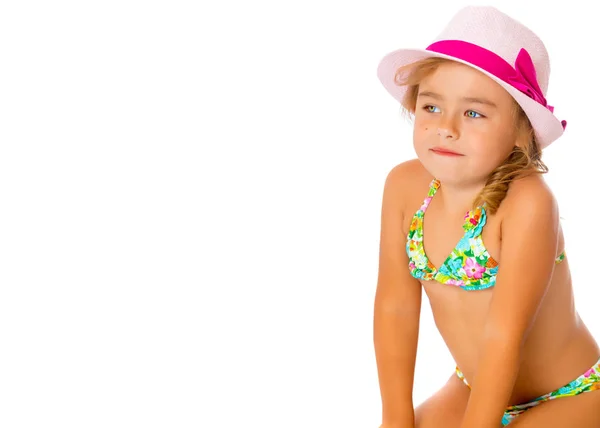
[419,204,502,270]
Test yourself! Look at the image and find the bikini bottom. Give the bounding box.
[455,356,600,426]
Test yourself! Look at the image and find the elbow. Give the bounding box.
[481,322,525,354]
[374,295,421,319]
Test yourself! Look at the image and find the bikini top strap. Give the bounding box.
[419,179,441,213]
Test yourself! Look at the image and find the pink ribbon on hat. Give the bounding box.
[426,40,567,130]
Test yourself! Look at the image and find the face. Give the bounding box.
[413,61,518,186]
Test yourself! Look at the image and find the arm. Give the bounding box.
[459,178,560,428]
[374,163,423,428]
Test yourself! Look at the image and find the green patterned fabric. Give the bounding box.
[406,179,564,290]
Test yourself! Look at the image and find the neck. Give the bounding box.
[435,178,486,215]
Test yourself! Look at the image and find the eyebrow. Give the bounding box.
[418,90,498,108]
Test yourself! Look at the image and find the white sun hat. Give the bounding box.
[376,5,566,148]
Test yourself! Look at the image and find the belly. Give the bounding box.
[421,279,493,372]
[420,272,598,403]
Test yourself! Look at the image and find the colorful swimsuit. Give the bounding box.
[406,179,600,425]
[406,178,565,290]
[456,357,600,426]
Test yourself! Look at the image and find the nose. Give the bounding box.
[436,114,458,140]
[437,127,456,139]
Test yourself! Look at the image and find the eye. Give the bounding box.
[466,110,484,118]
[423,105,440,113]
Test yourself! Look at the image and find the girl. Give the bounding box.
[373,6,600,428]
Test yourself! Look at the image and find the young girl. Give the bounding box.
[373,6,600,428]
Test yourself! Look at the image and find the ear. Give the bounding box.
[512,121,535,152]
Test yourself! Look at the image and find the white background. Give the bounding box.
[0,1,597,427]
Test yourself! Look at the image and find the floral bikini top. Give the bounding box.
[406,179,565,290]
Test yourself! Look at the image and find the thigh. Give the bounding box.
[508,389,600,427]
[414,372,470,428]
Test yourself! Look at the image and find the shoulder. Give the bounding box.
[381,158,433,231]
[383,158,433,198]
[499,173,559,230]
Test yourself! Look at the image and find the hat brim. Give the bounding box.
[376,48,565,148]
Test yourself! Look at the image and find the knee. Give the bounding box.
[415,403,463,428]
[414,376,469,428]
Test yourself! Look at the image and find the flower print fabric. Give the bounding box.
[455,356,600,426]
[406,179,565,290]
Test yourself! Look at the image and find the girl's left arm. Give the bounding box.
[459,180,560,428]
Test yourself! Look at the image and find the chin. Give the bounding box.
[416,154,458,179]
[430,169,461,182]
[418,161,475,185]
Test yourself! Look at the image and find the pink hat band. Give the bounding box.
[426,40,567,130]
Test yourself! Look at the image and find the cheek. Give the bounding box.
[412,127,430,155]
[413,115,432,141]
[467,120,515,151]
[471,141,514,169]
[481,117,517,141]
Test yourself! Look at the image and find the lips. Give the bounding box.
[430,147,463,156]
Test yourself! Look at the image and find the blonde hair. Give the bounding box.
[394,57,548,215]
